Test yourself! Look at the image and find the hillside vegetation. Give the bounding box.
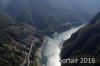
[0,11,43,66]
[61,12,100,66]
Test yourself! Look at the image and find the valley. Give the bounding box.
[41,26,83,66]
[0,0,100,66]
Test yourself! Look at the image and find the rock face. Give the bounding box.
[61,12,100,66]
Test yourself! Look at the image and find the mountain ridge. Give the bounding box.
[0,11,43,66]
[61,12,100,66]
[4,0,98,35]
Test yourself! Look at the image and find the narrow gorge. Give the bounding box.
[0,0,100,66]
[41,26,84,66]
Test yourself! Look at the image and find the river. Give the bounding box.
[41,26,84,66]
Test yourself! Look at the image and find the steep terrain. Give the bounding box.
[5,0,34,26]
[4,0,100,35]
[61,12,100,66]
[3,0,100,36]
[0,0,100,66]
[67,0,100,17]
[0,11,43,66]
[0,0,12,10]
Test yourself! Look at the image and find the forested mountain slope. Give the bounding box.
[4,0,100,35]
[61,12,100,66]
[4,0,84,35]
[0,0,100,66]
[67,0,100,17]
[0,11,43,66]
